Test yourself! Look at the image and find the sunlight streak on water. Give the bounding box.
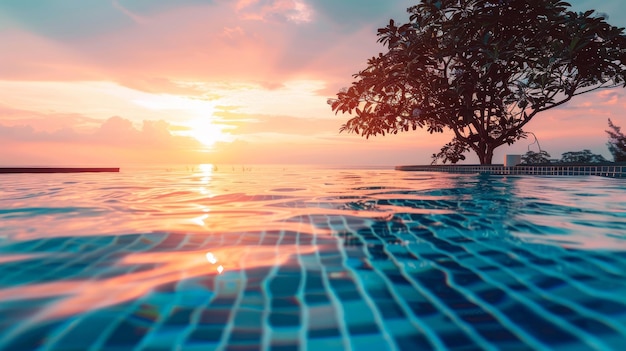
[0,245,317,320]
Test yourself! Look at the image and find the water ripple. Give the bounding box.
[1,167,626,349]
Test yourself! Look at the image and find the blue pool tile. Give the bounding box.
[305,337,344,351]
[304,292,329,305]
[375,300,407,320]
[393,333,435,351]
[232,309,264,328]
[227,328,263,344]
[103,320,150,348]
[187,326,225,343]
[269,343,299,351]
[225,344,264,351]
[46,314,115,350]
[347,323,379,336]
[308,327,340,339]
[271,297,300,311]
[438,331,483,350]
[269,311,301,328]
[198,308,233,326]
[500,304,580,345]
[0,321,62,351]
[163,307,196,326]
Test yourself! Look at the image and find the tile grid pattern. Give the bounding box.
[1,171,626,350]
[2,219,625,350]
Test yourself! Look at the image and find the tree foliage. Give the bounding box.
[559,149,608,163]
[330,0,626,164]
[606,118,626,162]
[430,140,470,164]
[521,150,551,164]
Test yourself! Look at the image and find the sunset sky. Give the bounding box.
[2,0,626,166]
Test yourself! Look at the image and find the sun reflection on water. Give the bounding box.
[205,251,218,264]
[0,245,317,321]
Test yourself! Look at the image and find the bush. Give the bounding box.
[560,150,608,163]
[521,150,551,164]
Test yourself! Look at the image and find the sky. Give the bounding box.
[1,0,626,166]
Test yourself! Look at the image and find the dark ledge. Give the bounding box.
[0,167,120,174]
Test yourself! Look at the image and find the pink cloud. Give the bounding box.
[595,90,623,105]
[0,30,104,81]
[221,26,246,40]
[0,1,387,97]
[0,116,206,165]
[0,104,101,132]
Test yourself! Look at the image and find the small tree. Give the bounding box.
[521,150,551,164]
[606,118,626,162]
[560,149,608,163]
[330,0,626,164]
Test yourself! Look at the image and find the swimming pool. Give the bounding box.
[1,166,625,350]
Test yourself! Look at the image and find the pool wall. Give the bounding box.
[396,163,626,178]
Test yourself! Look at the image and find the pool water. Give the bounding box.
[0,166,625,350]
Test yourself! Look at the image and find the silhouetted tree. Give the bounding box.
[330,0,626,164]
[521,150,551,164]
[560,149,608,163]
[606,118,626,162]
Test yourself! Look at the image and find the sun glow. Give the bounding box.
[130,92,234,149]
[184,118,233,148]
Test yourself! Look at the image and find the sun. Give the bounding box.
[185,118,229,148]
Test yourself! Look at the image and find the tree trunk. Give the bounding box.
[484,147,494,165]
[476,145,494,164]
[477,153,491,165]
